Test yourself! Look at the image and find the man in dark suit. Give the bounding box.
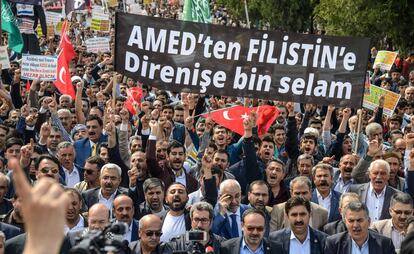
[56,141,84,187]
[0,222,21,240]
[212,179,249,239]
[113,195,138,243]
[221,208,282,254]
[323,192,360,235]
[348,159,401,222]
[269,196,327,254]
[81,163,127,211]
[74,115,108,168]
[324,201,396,254]
[311,163,342,223]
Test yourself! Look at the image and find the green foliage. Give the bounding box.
[215,0,414,53]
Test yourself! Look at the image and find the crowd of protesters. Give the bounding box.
[0,0,414,254]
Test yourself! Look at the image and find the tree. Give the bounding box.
[314,0,414,54]
[215,0,315,32]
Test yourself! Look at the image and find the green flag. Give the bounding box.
[1,0,23,53]
[183,0,211,23]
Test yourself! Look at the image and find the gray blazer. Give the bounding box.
[348,183,400,220]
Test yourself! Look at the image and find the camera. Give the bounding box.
[172,230,211,254]
[69,222,130,254]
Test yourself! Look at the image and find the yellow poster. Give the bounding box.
[363,84,400,117]
[373,51,398,71]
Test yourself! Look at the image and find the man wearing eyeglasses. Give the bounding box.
[371,192,413,249]
[129,214,171,254]
[221,208,281,254]
[169,202,225,253]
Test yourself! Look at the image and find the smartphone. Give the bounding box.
[185,230,207,242]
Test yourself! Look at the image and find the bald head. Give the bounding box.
[88,203,110,231]
[113,195,134,225]
[140,214,161,230]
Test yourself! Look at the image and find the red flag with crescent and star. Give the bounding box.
[124,86,143,114]
[202,105,279,136]
[54,20,76,99]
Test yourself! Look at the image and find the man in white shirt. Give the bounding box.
[268,196,327,254]
[348,159,401,222]
[56,141,82,187]
[160,182,190,242]
[311,164,341,223]
[64,188,86,235]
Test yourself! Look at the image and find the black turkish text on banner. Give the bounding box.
[115,12,371,107]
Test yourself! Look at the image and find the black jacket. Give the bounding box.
[220,237,282,254]
[129,240,172,254]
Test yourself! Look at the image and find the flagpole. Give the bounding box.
[243,0,250,29]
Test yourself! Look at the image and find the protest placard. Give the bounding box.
[91,7,110,32]
[86,37,110,53]
[0,47,10,70]
[373,51,398,71]
[363,84,400,117]
[21,55,58,80]
[36,24,55,37]
[106,0,118,8]
[115,13,371,107]
[46,11,63,25]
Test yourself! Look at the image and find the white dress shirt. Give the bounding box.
[351,236,369,254]
[391,225,405,249]
[366,183,386,222]
[121,221,133,243]
[98,189,117,210]
[289,227,310,254]
[63,166,81,187]
[316,189,332,217]
[64,216,85,235]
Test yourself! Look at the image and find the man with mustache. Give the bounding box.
[333,154,357,193]
[370,192,412,249]
[270,176,328,231]
[147,120,197,194]
[113,195,138,243]
[247,180,272,237]
[81,163,127,211]
[311,164,341,223]
[160,182,191,242]
[135,178,168,220]
[269,196,327,254]
[74,115,108,168]
[169,202,225,253]
[221,208,282,254]
[348,159,401,222]
[324,202,395,254]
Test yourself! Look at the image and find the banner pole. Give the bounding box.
[354,109,363,154]
[243,0,250,29]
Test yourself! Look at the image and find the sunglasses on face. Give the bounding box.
[144,230,162,237]
[39,167,59,174]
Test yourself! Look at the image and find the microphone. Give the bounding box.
[205,246,214,254]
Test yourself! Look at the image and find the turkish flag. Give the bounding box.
[203,105,279,136]
[54,20,76,99]
[124,87,143,114]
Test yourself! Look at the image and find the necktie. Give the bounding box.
[230,213,239,238]
[91,144,97,156]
